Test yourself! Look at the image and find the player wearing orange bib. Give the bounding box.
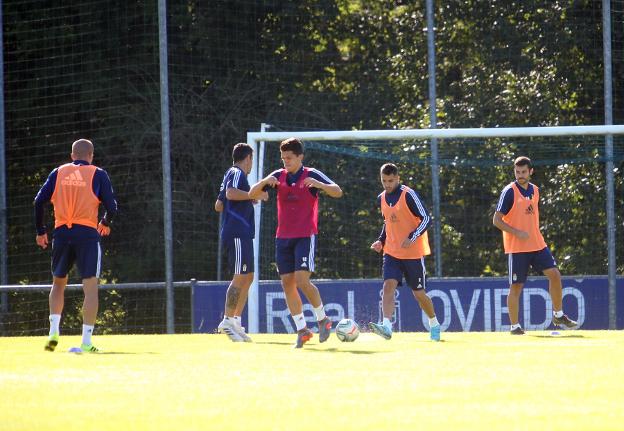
[493,156,577,335]
[34,139,117,352]
[369,163,441,341]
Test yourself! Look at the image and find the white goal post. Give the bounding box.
[245,125,624,333]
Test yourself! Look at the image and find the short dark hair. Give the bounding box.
[280,137,304,156]
[232,143,253,163]
[380,163,399,176]
[514,156,532,169]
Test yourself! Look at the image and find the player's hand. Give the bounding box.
[401,238,413,248]
[515,230,529,240]
[97,222,111,237]
[303,177,323,188]
[258,191,269,201]
[263,176,279,188]
[36,234,48,249]
[370,241,383,253]
[214,199,224,212]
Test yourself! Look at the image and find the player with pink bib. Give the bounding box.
[251,138,343,348]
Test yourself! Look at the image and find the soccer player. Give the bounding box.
[215,143,268,342]
[249,138,343,348]
[34,139,118,353]
[493,156,577,335]
[368,163,441,341]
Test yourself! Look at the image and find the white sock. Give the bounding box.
[292,313,307,331]
[554,310,563,318]
[511,323,521,330]
[82,324,94,346]
[49,314,61,336]
[313,304,326,321]
[429,316,440,327]
[234,316,242,326]
[382,317,393,329]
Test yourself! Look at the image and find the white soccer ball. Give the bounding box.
[335,318,360,342]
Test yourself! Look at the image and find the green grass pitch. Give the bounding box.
[2,331,623,430]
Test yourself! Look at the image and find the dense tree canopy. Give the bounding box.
[4,0,622,287]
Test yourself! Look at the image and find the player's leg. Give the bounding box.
[405,257,440,341]
[295,270,322,308]
[282,272,313,348]
[276,238,312,347]
[292,237,322,307]
[369,255,400,339]
[219,237,247,341]
[281,272,303,315]
[283,272,314,349]
[507,283,524,332]
[535,248,577,329]
[381,279,399,322]
[75,237,101,352]
[233,273,252,318]
[544,267,563,312]
[80,276,99,351]
[49,276,67,316]
[231,272,253,342]
[295,270,332,342]
[231,237,254,320]
[46,276,67,351]
[292,235,332,342]
[45,232,72,351]
[507,252,528,334]
[369,279,397,339]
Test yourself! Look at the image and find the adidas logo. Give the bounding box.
[301,262,307,268]
[61,170,86,187]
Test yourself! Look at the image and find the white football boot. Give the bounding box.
[218,318,244,342]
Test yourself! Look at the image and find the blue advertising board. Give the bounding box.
[192,276,623,333]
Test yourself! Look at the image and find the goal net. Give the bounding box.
[246,126,623,331]
[252,126,623,280]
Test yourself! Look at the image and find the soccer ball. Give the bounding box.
[335,318,360,342]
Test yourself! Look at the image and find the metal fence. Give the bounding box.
[1,1,623,333]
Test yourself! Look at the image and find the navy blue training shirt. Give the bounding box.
[377,184,431,244]
[218,166,255,239]
[34,160,118,235]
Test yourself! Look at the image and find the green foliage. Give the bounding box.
[4,0,623,296]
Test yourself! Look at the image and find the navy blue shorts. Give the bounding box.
[51,225,101,279]
[224,237,254,275]
[275,235,316,275]
[382,254,426,291]
[508,247,557,284]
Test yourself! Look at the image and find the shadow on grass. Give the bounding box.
[529,334,586,339]
[252,341,294,346]
[303,347,386,354]
[69,351,159,355]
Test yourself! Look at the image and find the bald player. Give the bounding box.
[34,138,118,352]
